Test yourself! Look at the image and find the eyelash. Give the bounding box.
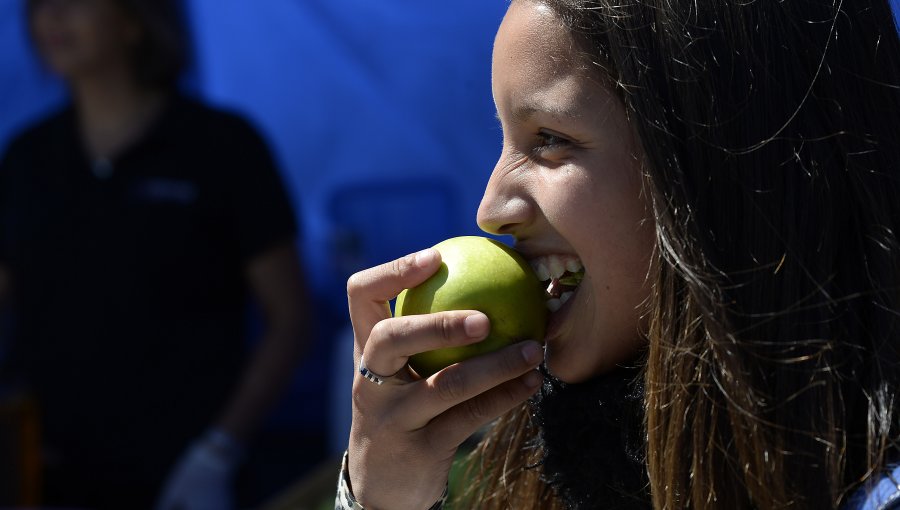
[532,130,572,156]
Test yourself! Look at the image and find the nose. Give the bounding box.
[476,155,534,237]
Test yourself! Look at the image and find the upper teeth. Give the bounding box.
[535,262,550,282]
[531,255,583,281]
[548,257,565,280]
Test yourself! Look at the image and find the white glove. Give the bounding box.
[155,428,245,510]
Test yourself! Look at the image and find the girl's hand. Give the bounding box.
[346,248,544,510]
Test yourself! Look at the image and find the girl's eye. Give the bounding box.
[532,130,572,157]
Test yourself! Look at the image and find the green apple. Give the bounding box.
[395,236,548,377]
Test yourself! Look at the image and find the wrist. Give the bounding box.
[338,451,447,510]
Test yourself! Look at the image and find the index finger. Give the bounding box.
[347,248,442,357]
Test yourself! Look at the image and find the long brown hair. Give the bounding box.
[457,408,562,509]
[460,0,900,508]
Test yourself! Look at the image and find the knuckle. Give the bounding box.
[347,252,416,299]
[346,271,367,298]
[389,254,415,281]
[435,315,458,345]
[351,377,365,401]
[368,318,391,342]
[432,368,467,403]
[372,317,411,343]
[352,376,404,419]
[351,378,372,413]
[366,319,406,359]
[389,258,404,280]
[501,346,527,375]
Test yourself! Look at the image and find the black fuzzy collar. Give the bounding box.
[529,363,651,510]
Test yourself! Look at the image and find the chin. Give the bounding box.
[545,345,602,384]
[544,290,607,383]
[546,359,584,384]
[544,334,603,384]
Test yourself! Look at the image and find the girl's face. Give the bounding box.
[30,0,140,81]
[478,0,654,383]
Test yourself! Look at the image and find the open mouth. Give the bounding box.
[530,255,585,312]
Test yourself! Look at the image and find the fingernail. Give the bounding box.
[464,314,489,337]
[521,341,543,364]
[524,370,542,388]
[414,248,437,268]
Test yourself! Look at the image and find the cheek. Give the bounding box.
[538,168,598,224]
[548,176,653,380]
[545,282,605,380]
[549,269,649,382]
[570,164,650,276]
[583,207,654,330]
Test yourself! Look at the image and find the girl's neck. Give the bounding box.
[71,65,168,161]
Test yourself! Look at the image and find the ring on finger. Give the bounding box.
[358,357,409,386]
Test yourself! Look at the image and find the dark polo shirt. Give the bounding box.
[0,95,296,503]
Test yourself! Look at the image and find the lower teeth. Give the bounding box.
[546,291,575,312]
[546,298,562,312]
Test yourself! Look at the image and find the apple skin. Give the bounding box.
[395,236,548,378]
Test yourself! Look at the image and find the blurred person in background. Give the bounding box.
[0,0,311,508]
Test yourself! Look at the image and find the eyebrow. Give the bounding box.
[497,100,583,125]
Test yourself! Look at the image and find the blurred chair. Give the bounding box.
[0,389,40,506]
[324,177,462,293]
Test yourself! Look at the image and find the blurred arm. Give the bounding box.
[215,241,311,442]
[0,264,9,343]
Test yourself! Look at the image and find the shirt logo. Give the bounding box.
[131,178,198,205]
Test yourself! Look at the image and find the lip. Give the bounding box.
[513,243,579,262]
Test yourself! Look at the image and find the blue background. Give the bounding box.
[0,0,898,502]
[0,0,509,500]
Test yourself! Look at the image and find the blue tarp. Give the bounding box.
[0,0,507,434]
[2,0,900,447]
[0,0,507,292]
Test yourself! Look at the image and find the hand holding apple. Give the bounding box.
[346,246,544,509]
[395,236,548,377]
